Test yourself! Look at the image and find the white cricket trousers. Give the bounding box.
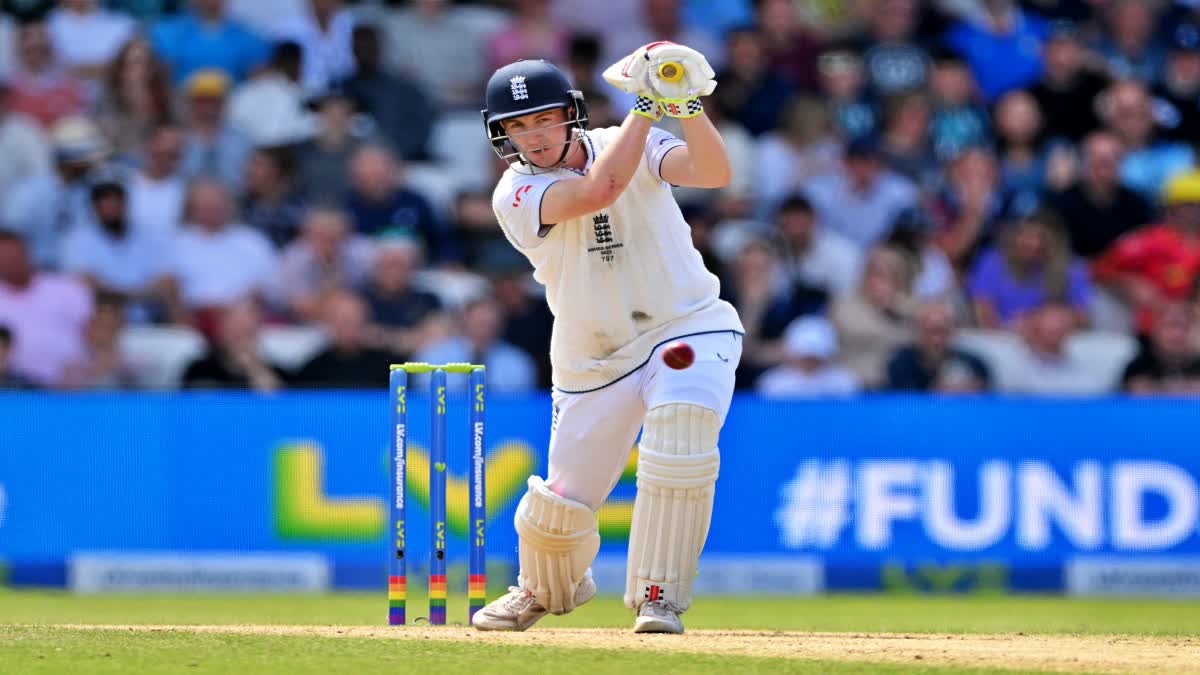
[545,331,742,510]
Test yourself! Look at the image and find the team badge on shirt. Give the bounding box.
[588,212,624,263]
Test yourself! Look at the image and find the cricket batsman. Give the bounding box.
[470,42,744,634]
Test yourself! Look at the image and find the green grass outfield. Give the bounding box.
[2,590,1198,674]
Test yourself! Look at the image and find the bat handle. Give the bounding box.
[658,61,684,82]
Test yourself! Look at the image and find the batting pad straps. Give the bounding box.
[625,404,720,612]
[514,476,601,615]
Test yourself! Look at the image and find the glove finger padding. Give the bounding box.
[602,47,654,95]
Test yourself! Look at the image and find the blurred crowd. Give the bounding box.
[1,0,1199,397]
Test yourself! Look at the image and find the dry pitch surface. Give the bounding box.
[60,624,1200,673]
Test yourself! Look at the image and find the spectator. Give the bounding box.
[884,208,956,299]
[297,83,369,202]
[276,206,374,322]
[721,236,810,388]
[930,145,1010,271]
[178,69,253,191]
[46,0,135,81]
[851,0,931,95]
[942,0,1049,102]
[158,179,278,327]
[886,297,990,393]
[992,89,1058,199]
[127,124,187,238]
[1093,170,1200,335]
[802,135,919,250]
[681,203,728,284]
[59,174,171,321]
[416,295,536,393]
[0,78,50,203]
[0,230,93,387]
[340,23,434,162]
[1154,19,1200,144]
[2,115,107,268]
[150,0,269,84]
[5,20,85,129]
[292,290,394,388]
[181,297,286,391]
[241,145,308,248]
[757,0,822,91]
[0,323,34,389]
[713,26,795,136]
[94,37,175,162]
[487,0,570,72]
[380,0,494,110]
[603,0,723,75]
[830,244,916,388]
[273,0,355,94]
[879,91,939,190]
[755,96,842,214]
[999,300,1111,394]
[345,145,453,264]
[1094,0,1165,83]
[484,248,553,388]
[817,48,877,141]
[1029,19,1109,143]
[927,47,990,163]
[1049,131,1153,259]
[227,40,313,147]
[1099,79,1194,201]
[59,292,137,389]
[451,189,509,270]
[362,237,446,357]
[756,315,861,398]
[968,207,1091,329]
[1121,300,1200,394]
[772,194,862,298]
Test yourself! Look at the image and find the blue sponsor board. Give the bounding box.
[1,393,1197,592]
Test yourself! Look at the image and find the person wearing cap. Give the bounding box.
[1153,20,1200,143]
[800,133,919,249]
[756,315,861,398]
[178,68,252,191]
[1094,170,1200,334]
[149,0,269,84]
[1,115,108,268]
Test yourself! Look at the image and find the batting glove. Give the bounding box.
[645,43,716,119]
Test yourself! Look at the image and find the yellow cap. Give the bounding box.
[186,68,231,98]
[1163,170,1200,206]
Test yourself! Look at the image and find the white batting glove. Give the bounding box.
[644,43,716,118]
[602,44,657,97]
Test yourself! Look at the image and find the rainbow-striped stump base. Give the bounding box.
[388,575,406,625]
[468,574,487,621]
[429,574,447,625]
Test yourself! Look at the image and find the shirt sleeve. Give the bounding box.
[491,173,560,250]
[644,127,687,184]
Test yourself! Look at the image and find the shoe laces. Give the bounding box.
[501,586,537,613]
[640,599,683,617]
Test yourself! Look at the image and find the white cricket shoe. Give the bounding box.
[633,600,684,634]
[471,573,596,632]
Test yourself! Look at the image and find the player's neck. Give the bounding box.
[562,137,588,172]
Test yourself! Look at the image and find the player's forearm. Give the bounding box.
[583,112,654,208]
[677,113,731,188]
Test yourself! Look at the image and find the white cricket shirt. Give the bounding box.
[492,126,743,392]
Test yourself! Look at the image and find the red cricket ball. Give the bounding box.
[662,340,695,370]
